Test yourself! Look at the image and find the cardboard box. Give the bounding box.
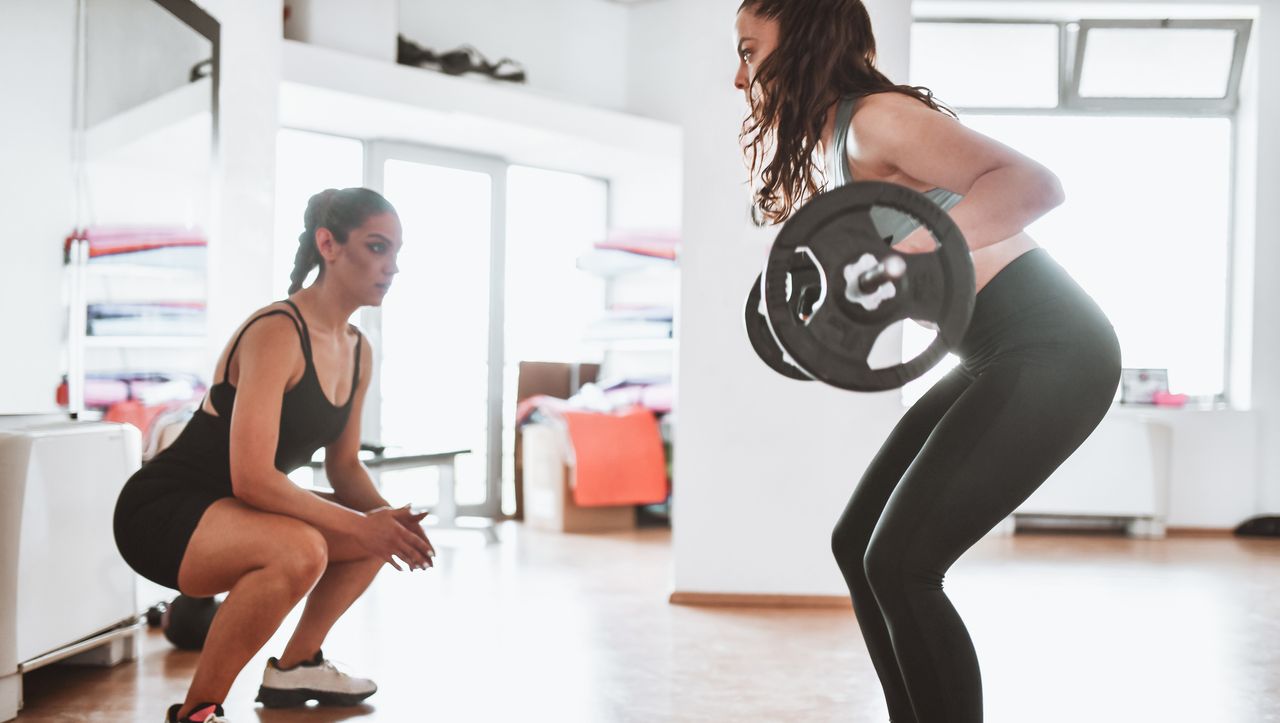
[521,423,636,533]
[513,362,599,520]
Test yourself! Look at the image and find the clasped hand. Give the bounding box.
[360,504,436,572]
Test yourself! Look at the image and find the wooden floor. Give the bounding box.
[16,525,1280,722]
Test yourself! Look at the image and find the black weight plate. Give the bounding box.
[762,181,975,392]
[744,272,812,381]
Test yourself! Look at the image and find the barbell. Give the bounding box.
[745,181,976,392]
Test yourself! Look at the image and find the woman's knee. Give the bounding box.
[861,536,900,594]
[863,536,945,605]
[272,523,329,594]
[831,515,869,572]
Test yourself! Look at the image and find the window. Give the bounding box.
[903,17,1251,405]
[1072,20,1251,111]
[910,22,1059,108]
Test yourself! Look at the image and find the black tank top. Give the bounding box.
[142,299,362,496]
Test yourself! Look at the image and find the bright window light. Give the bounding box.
[373,159,494,504]
[505,166,609,363]
[379,159,493,503]
[1079,27,1237,99]
[910,23,1060,108]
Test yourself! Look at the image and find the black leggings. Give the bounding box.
[832,249,1121,723]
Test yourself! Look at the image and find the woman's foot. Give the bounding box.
[165,702,227,722]
[254,649,377,708]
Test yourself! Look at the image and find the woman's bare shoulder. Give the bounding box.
[851,91,951,137]
[222,303,306,360]
[348,324,374,386]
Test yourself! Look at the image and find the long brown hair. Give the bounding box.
[739,0,955,225]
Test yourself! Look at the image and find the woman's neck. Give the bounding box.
[289,285,358,337]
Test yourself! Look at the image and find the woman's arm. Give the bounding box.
[226,316,367,536]
[849,92,1064,251]
[323,333,390,513]
[322,331,436,561]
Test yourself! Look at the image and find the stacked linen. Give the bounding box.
[87,301,206,337]
[55,372,207,440]
[69,226,208,337]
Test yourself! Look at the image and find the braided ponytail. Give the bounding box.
[289,189,337,294]
[287,187,396,294]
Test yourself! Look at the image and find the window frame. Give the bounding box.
[1070,18,1253,114]
[913,17,1253,116]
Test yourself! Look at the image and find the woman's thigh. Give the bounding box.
[834,365,973,548]
[869,354,1117,570]
[177,497,328,597]
[305,491,380,563]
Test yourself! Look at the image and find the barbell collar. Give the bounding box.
[856,254,906,294]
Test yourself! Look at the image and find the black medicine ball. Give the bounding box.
[161,594,221,650]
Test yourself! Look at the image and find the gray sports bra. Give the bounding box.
[825,96,964,245]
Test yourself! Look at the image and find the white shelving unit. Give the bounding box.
[82,336,205,349]
[577,246,678,379]
[64,77,214,415]
[64,238,209,415]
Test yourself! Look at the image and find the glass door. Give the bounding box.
[365,142,506,519]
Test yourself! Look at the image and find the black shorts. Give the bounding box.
[113,466,229,590]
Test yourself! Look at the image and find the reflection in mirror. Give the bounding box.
[56,0,218,445]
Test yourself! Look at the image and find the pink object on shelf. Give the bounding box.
[1152,391,1189,407]
[596,229,680,260]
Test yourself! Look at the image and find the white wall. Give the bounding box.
[194,0,284,368]
[0,0,77,415]
[634,0,1280,597]
[396,0,631,111]
[1243,3,1280,513]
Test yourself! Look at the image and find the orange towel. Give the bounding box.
[561,406,668,507]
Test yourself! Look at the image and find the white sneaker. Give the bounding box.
[165,702,228,722]
[254,649,378,708]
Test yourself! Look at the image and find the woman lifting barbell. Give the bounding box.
[735,2,1121,721]
[113,188,436,723]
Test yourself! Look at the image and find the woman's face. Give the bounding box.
[734,9,780,104]
[321,212,402,307]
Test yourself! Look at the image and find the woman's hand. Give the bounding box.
[892,228,937,255]
[893,230,941,330]
[360,506,436,571]
[388,505,435,559]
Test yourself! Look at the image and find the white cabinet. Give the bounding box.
[1016,413,1173,537]
[1014,407,1261,536]
[0,420,141,721]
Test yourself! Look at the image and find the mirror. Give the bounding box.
[0,0,218,430]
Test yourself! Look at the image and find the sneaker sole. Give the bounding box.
[255,685,376,708]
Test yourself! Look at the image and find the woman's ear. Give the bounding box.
[315,227,340,263]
